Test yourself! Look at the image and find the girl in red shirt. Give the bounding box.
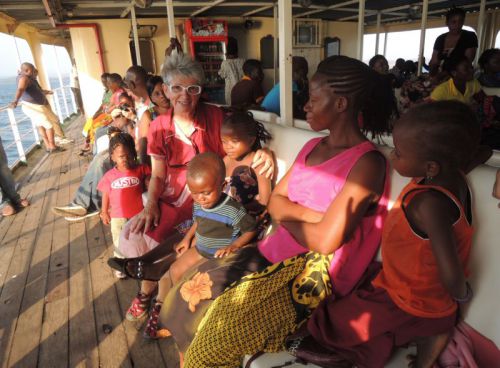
[98,133,150,278]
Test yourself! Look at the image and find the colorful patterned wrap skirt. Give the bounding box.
[182,251,332,368]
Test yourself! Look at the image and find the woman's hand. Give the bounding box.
[100,211,111,225]
[251,148,275,179]
[129,202,160,234]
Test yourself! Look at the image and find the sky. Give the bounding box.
[362,25,478,67]
[0,32,72,79]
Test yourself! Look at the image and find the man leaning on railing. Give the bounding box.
[9,62,72,153]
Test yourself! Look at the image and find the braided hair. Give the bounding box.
[316,55,394,137]
[108,132,138,166]
[222,110,272,151]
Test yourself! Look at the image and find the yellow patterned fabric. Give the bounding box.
[184,252,332,368]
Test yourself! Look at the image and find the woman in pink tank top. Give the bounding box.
[176,56,396,367]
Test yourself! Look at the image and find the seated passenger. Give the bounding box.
[174,55,394,367]
[136,75,170,166]
[230,59,264,109]
[369,54,389,75]
[430,56,481,105]
[261,56,309,119]
[289,101,478,368]
[118,111,273,338]
[142,153,258,338]
[98,133,150,278]
[114,53,274,328]
[475,48,500,150]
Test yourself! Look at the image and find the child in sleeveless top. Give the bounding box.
[288,100,479,368]
[97,133,150,278]
[220,111,273,219]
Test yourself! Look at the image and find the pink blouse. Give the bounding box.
[258,138,390,296]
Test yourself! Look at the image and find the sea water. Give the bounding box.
[0,76,73,166]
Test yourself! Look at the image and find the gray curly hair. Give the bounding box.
[161,52,205,86]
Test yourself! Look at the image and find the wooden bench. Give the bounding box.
[243,113,500,367]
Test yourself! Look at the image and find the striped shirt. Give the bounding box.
[194,193,256,258]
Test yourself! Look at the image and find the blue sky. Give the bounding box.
[0,32,72,79]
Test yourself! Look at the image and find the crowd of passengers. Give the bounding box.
[1,5,487,368]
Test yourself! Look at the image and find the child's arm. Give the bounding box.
[214,230,257,258]
[100,192,111,225]
[493,169,500,208]
[175,221,198,256]
[408,191,468,301]
[255,166,272,207]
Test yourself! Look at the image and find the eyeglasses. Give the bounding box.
[167,84,202,95]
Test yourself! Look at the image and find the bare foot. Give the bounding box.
[2,204,16,216]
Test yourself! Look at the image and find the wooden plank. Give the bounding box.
[68,144,99,368]
[86,215,133,368]
[38,145,75,367]
[0,151,62,367]
[101,225,169,367]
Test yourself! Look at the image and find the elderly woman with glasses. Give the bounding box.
[115,53,274,335]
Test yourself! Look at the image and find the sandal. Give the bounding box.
[107,253,177,281]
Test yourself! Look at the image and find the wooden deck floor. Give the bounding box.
[0,117,179,368]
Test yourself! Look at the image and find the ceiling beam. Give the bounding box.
[373,0,500,25]
[41,0,56,27]
[337,0,448,21]
[191,0,227,17]
[294,0,358,18]
[242,4,273,17]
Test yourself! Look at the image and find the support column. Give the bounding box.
[375,11,381,54]
[278,0,293,126]
[165,0,176,39]
[417,0,429,76]
[273,3,279,84]
[476,0,487,65]
[356,0,365,60]
[131,5,142,65]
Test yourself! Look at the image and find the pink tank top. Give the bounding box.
[258,138,390,296]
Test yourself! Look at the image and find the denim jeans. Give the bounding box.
[0,137,21,206]
[73,150,112,211]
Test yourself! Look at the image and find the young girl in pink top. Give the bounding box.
[98,133,150,278]
[179,55,395,367]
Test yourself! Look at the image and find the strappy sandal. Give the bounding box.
[107,254,177,281]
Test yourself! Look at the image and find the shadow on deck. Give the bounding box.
[0,116,179,368]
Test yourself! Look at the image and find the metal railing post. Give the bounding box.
[7,108,27,164]
[52,89,64,123]
[68,86,77,113]
[53,45,70,118]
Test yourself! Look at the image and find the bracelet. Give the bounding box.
[454,281,473,303]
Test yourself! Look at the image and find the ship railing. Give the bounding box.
[0,104,40,170]
[0,84,78,170]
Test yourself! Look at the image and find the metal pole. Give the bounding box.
[356,0,365,60]
[53,89,64,122]
[273,3,279,84]
[165,0,176,39]
[278,0,293,126]
[131,5,142,65]
[375,11,381,54]
[417,0,429,76]
[53,45,69,118]
[476,0,487,65]
[383,32,388,56]
[12,35,22,67]
[488,11,497,49]
[7,108,26,164]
